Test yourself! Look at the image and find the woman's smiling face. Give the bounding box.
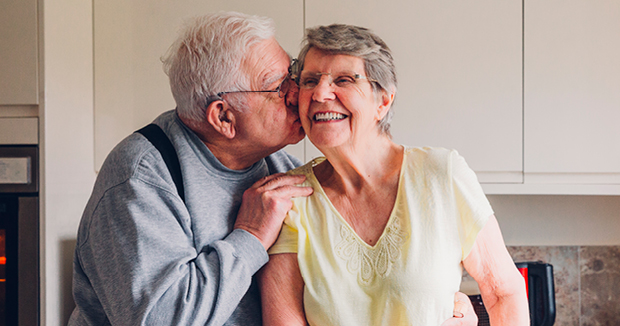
[298,48,390,152]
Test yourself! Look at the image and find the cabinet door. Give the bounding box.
[94,0,305,169]
[0,0,38,105]
[305,0,523,183]
[524,0,620,184]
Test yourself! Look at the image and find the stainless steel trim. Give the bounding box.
[0,146,38,193]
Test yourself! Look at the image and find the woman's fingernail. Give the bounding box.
[454,311,464,318]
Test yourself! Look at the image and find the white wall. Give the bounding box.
[42,0,96,324]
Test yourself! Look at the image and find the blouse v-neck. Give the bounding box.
[307,149,407,249]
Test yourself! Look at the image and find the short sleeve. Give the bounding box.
[450,150,494,260]
[268,206,299,255]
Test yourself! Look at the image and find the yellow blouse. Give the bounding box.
[269,147,493,325]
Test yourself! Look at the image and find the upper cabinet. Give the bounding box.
[305,0,523,184]
[520,0,620,194]
[92,0,619,194]
[305,0,619,195]
[0,0,39,105]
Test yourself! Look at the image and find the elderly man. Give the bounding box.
[69,12,476,326]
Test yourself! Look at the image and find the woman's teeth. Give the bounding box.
[314,112,347,121]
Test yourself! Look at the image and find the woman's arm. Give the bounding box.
[258,253,307,326]
[463,215,530,325]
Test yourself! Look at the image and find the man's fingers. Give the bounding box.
[236,173,313,250]
[269,184,314,198]
[254,173,308,191]
[250,173,287,188]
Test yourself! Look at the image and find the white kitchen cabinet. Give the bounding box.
[0,0,39,105]
[92,0,620,194]
[93,0,305,169]
[522,0,620,190]
[304,0,524,184]
[0,117,38,144]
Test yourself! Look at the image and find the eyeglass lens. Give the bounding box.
[298,72,369,89]
[277,76,291,98]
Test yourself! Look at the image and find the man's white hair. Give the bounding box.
[162,12,276,122]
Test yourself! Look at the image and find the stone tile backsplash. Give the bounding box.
[578,246,620,326]
[507,246,580,325]
[465,246,620,326]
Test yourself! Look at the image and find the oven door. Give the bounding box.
[0,195,39,326]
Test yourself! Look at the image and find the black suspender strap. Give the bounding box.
[135,124,185,203]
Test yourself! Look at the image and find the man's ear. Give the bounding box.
[206,100,236,139]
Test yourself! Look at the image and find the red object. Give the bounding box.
[518,266,529,298]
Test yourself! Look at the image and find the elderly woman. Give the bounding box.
[258,24,529,325]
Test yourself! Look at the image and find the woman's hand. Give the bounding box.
[441,292,478,326]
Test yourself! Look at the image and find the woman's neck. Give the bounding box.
[314,135,403,193]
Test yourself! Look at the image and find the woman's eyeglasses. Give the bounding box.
[297,72,378,90]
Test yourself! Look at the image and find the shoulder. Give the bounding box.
[90,115,185,210]
[98,133,158,188]
[76,132,170,244]
[403,146,457,171]
[84,132,180,223]
[79,126,191,228]
[286,157,323,177]
[99,110,187,190]
[97,132,176,190]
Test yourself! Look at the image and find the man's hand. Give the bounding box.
[441,292,478,326]
[234,173,313,249]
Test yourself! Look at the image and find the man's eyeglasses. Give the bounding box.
[217,74,292,99]
[207,59,298,106]
[297,71,378,90]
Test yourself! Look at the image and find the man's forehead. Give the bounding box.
[256,55,290,87]
[242,38,288,85]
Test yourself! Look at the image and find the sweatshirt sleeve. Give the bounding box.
[73,175,267,326]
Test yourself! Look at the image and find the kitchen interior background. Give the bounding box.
[1,0,619,325]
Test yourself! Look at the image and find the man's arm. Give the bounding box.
[75,178,262,325]
[75,172,311,326]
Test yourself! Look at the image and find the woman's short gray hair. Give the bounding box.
[297,24,397,136]
[162,12,275,123]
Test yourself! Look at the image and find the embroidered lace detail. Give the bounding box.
[335,215,409,285]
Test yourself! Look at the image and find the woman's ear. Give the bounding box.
[206,100,236,139]
[376,88,395,121]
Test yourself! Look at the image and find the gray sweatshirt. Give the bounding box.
[68,110,302,325]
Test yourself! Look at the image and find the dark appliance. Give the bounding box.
[0,146,39,326]
[469,261,555,326]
